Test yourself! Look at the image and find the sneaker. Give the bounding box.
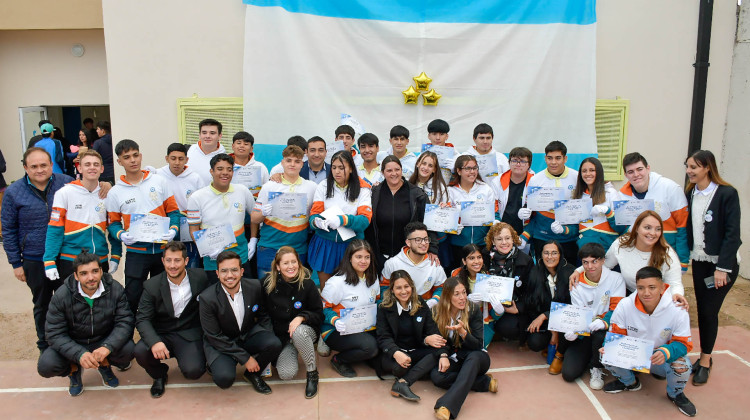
[115,361,132,372]
[68,367,83,397]
[330,356,357,378]
[98,365,120,388]
[589,368,604,390]
[668,392,697,417]
[317,336,331,357]
[603,377,641,393]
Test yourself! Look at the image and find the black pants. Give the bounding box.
[208,330,282,389]
[431,350,491,418]
[692,260,738,354]
[527,330,552,352]
[24,260,63,350]
[381,347,437,385]
[494,313,521,341]
[531,239,578,266]
[58,259,109,283]
[37,340,135,377]
[134,333,206,380]
[124,252,164,314]
[325,330,379,364]
[560,330,606,382]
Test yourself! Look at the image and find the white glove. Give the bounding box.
[248,237,258,261]
[588,319,606,332]
[119,231,137,246]
[261,203,273,217]
[45,267,60,281]
[492,219,501,225]
[467,293,483,303]
[519,238,527,249]
[550,221,564,234]
[604,182,617,194]
[426,298,438,309]
[491,301,505,315]
[208,248,222,260]
[109,261,119,274]
[564,331,578,341]
[590,204,609,218]
[327,216,342,230]
[161,229,177,242]
[335,320,346,333]
[487,294,505,313]
[518,207,532,220]
[313,217,329,231]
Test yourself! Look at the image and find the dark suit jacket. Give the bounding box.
[136,268,210,348]
[437,304,485,355]
[376,297,440,357]
[199,277,273,365]
[686,184,742,272]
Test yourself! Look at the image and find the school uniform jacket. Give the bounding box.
[570,267,626,329]
[489,169,533,221]
[309,179,372,243]
[381,247,447,306]
[448,181,497,246]
[376,297,440,357]
[320,274,381,340]
[576,185,626,248]
[686,184,742,273]
[521,167,579,244]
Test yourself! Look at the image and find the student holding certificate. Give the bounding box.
[459,123,510,181]
[320,240,381,378]
[261,247,323,398]
[308,151,372,289]
[431,277,497,420]
[451,244,485,294]
[685,150,742,385]
[376,270,445,402]
[489,147,534,241]
[601,267,695,417]
[571,157,624,250]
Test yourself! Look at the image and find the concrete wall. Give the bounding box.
[0,29,109,181]
[0,0,103,30]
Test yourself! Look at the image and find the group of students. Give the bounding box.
[1,117,741,419]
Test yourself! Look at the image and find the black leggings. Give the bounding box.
[560,330,606,382]
[326,330,379,364]
[692,260,738,354]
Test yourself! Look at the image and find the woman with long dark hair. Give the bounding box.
[685,150,741,385]
[571,157,624,250]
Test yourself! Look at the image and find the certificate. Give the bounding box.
[475,154,499,179]
[320,206,356,241]
[339,304,377,335]
[128,213,170,243]
[233,165,262,194]
[424,204,460,234]
[421,144,455,171]
[459,201,495,227]
[179,217,193,242]
[474,274,515,305]
[554,199,593,225]
[326,140,345,162]
[548,302,594,336]
[193,224,237,258]
[613,199,655,226]
[526,187,565,212]
[268,192,308,220]
[601,332,654,373]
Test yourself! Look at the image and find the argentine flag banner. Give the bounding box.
[242,0,597,165]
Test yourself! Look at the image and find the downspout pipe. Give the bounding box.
[687,0,714,158]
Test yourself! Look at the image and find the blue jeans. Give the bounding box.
[184,242,201,268]
[605,356,691,398]
[257,246,307,279]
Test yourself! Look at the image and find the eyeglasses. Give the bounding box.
[510,159,529,166]
[542,251,560,257]
[461,166,479,172]
[407,237,431,244]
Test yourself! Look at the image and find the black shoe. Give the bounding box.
[150,375,168,398]
[305,370,319,399]
[692,358,712,386]
[669,392,697,417]
[98,365,120,388]
[68,367,83,397]
[243,370,272,394]
[390,379,420,402]
[330,356,357,378]
[603,377,641,393]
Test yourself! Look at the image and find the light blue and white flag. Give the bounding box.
[242,0,597,167]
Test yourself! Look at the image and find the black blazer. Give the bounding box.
[523,261,575,320]
[437,304,485,355]
[198,278,273,365]
[261,275,323,345]
[376,297,440,357]
[136,268,210,348]
[687,184,742,272]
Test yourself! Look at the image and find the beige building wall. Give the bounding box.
[0,29,109,181]
[0,0,103,30]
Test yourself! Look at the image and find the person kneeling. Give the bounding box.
[199,251,282,392]
[37,252,135,397]
[377,270,445,402]
[601,266,696,417]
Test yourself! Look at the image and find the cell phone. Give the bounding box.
[704,276,715,289]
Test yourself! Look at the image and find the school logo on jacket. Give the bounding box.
[600,291,610,306]
[251,304,258,312]
[417,316,423,323]
[149,186,158,203]
[51,210,61,222]
[234,202,243,212]
[627,325,639,334]
[660,327,672,340]
[294,301,302,309]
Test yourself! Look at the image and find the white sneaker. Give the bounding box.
[317,335,331,357]
[589,367,604,390]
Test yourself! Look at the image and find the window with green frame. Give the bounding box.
[177,96,243,150]
[595,98,629,181]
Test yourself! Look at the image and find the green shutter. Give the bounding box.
[177,97,244,150]
[595,98,629,181]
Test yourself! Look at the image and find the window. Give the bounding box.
[595,98,629,181]
[177,96,243,150]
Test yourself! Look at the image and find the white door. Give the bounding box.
[18,106,48,151]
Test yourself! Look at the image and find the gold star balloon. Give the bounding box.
[402,86,420,104]
[412,72,433,91]
[422,89,442,106]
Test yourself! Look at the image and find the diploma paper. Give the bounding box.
[179,217,192,242]
[128,213,170,243]
[613,199,655,226]
[554,199,593,225]
[424,204,460,234]
[193,224,238,258]
[475,153,499,179]
[421,144,455,171]
[601,332,654,373]
[526,187,565,212]
[474,274,515,304]
[268,192,308,220]
[234,165,263,194]
[339,304,377,335]
[326,140,345,163]
[459,201,495,227]
[548,302,594,336]
[320,206,356,241]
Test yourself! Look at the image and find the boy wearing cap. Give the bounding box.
[36,123,66,174]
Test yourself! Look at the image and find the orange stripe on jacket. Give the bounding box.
[610,323,628,335]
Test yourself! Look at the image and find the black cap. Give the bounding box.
[427,119,450,133]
